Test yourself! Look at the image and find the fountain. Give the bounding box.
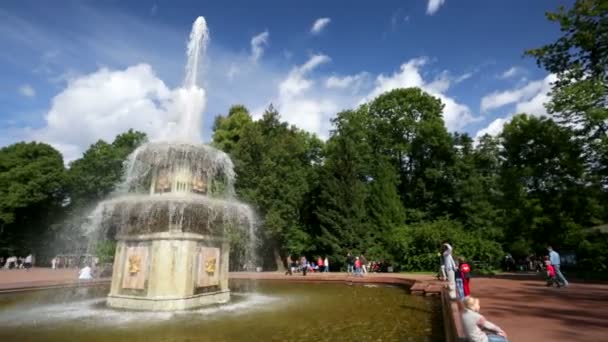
[88,17,255,311]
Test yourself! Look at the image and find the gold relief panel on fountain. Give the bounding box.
[122,245,149,289]
[197,247,220,287]
[192,175,208,194]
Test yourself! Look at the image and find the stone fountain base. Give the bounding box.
[106,231,230,311]
[107,290,230,311]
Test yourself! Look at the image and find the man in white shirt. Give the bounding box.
[548,246,569,287]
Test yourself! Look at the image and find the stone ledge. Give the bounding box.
[107,290,230,311]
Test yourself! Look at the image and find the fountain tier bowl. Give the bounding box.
[99,194,253,237]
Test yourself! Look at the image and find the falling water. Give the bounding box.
[84,16,259,273]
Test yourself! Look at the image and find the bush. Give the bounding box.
[389,219,503,272]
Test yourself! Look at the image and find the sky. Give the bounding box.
[0,0,573,162]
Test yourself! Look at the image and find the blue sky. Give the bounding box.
[0,0,571,161]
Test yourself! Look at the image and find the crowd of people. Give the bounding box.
[284,255,329,275]
[0,254,34,270]
[283,252,392,277]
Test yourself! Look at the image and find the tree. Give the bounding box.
[314,108,373,266]
[449,133,503,238]
[226,105,322,270]
[526,0,608,184]
[499,114,592,252]
[67,129,147,206]
[54,130,146,257]
[367,88,455,217]
[0,142,66,254]
[212,105,253,154]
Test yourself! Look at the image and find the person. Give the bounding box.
[324,256,329,272]
[51,257,57,270]
[285,255,293,275]
[455,258,465,300]
[354,256,363,277]
[78,264,93,280]
[317,256,324,273]
[438,251,447,281]
[458,257,472,297]
[544,256,560,287]
[24,254,33,270]
[300,256,307,276]
[346,252,354,275]
[442,241,457,299]
[360,254,368,274]
[547,246,568,287]
[462,296,509,342]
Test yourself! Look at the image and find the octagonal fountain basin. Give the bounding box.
[0,280,443,341]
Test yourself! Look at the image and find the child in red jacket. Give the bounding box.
[458,257,472,296]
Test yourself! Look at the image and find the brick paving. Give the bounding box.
[1,269,607,341]
[470,274,608,342]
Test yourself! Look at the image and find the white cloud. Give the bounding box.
[455,72,473,83]
[279,54,331,97]
[325,72,368,90]
[499,66,523,79]
[475,117,511,139]
[475,74,556,139]
[257,54,337,137]
[427,0,446,15]
[226,64,240,80]
[364,58,479,131]
[18,84,36,98]
[310,18,331,35]
[250,31,269,63]
[480,78,547,112]
[28,64,210,162]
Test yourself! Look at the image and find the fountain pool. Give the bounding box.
[0,280,443,341]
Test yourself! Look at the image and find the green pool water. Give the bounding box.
[0,280,443,342]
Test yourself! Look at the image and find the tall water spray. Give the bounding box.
[166,16,209,143]
[184,17,209,89]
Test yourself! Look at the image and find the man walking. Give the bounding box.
[548,246,569,287]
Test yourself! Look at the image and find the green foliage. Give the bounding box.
[527,0,608,187]
[212,105,253,154]
[218,105,322,268]
[390,220,503,271]
[95,240,116,264]
[314,109,372,264]
[67,129,147,206]
[0,142,66,254]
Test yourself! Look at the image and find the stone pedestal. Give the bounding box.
[107,231,230,311]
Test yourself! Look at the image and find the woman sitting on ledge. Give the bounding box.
[462,296,508,342]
